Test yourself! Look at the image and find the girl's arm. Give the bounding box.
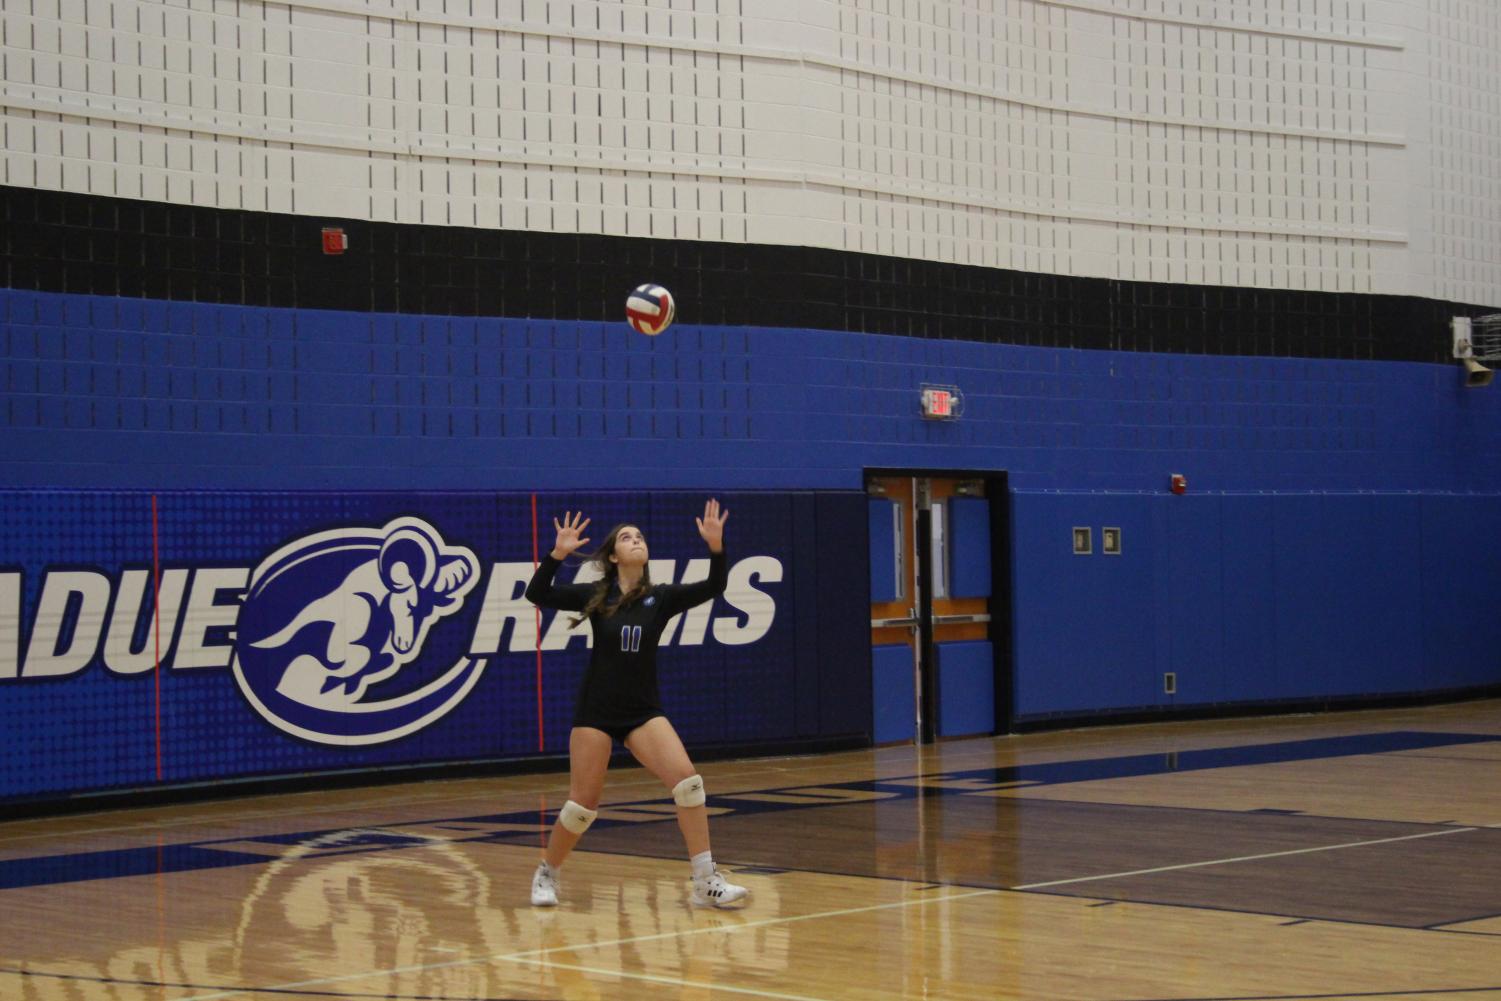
[524,510,594,611]
[662,548,728,614]
[662,499,730,613]
[524,554,593,611]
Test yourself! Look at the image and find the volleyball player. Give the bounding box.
[523,499,749,909]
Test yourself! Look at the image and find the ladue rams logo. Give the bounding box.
[232,518,484,745]
[4,513,781,753]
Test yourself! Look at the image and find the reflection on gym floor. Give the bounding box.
[3,698,1501,1000]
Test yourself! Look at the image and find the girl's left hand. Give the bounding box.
[696,498,729,552]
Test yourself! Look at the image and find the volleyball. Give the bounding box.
[626,284,675,335]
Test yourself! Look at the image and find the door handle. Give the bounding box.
[872,607,920,628]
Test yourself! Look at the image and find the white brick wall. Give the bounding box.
[1,0,1497,305]
[1411,0,1501,306]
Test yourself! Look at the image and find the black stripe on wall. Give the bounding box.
[3,185,1494,363]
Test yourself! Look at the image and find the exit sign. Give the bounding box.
[920,384,962,420]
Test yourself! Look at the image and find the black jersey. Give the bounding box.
[525,550,728,733]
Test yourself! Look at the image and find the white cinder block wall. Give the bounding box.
[1,0,1497,305]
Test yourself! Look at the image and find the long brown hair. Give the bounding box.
[571,523,653,625]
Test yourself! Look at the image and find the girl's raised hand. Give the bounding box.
[551,511,591,559]
[695,498,729,552]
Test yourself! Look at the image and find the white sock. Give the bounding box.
[691,851,714,879]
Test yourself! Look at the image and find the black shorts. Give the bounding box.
[573,713,663,744]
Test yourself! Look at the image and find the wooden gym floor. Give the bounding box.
[2,698,1500,1001]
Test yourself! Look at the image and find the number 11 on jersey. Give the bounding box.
[620,625,642,652]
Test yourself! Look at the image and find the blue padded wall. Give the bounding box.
[814,492,876,738]
[948,496,991,598]
[1010,493,1164,716]
[872,645,913,744]
[869,498,899,603]
[1010,490,1501,722]
[0,486,873,804]
[1420,495,1501,691]
[5,288,1501,730]
[936,640,994,736]
[8,290,1501,494]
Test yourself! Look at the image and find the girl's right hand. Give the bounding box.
[551,511,591,560]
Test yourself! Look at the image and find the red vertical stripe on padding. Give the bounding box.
[532,493,544,753]
[151,494,162,782]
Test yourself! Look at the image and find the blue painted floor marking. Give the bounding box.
[1,731,1493,891]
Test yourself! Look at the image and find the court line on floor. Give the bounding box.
[31,820,1501,1001]
[1114,986,1501,1000]
[976,791,1491,829]
[0,964,820,1001]
[0,760,825,847]
[0,772,681,848]
[0,788,513,846]
[501,957,833,1001]
[1384,751,1501,762]
[170,824,1491,1001]
[169,888,998,1001]
[1012,826,1476,890]
[11,730,1495,853]
[590,822,1500,932]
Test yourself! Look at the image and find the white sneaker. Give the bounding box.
[531,862,560,907]
[690,869,749,908]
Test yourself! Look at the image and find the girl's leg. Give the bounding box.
[625,716,748,907]
[543,726,613,868]
[624,716,708,856]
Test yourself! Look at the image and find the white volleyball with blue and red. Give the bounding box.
[626,284,676,336]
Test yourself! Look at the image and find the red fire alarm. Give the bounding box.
[321,227,348,255]
[1170,473,1187,495]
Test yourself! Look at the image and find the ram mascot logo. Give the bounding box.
[232,518,485,745]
